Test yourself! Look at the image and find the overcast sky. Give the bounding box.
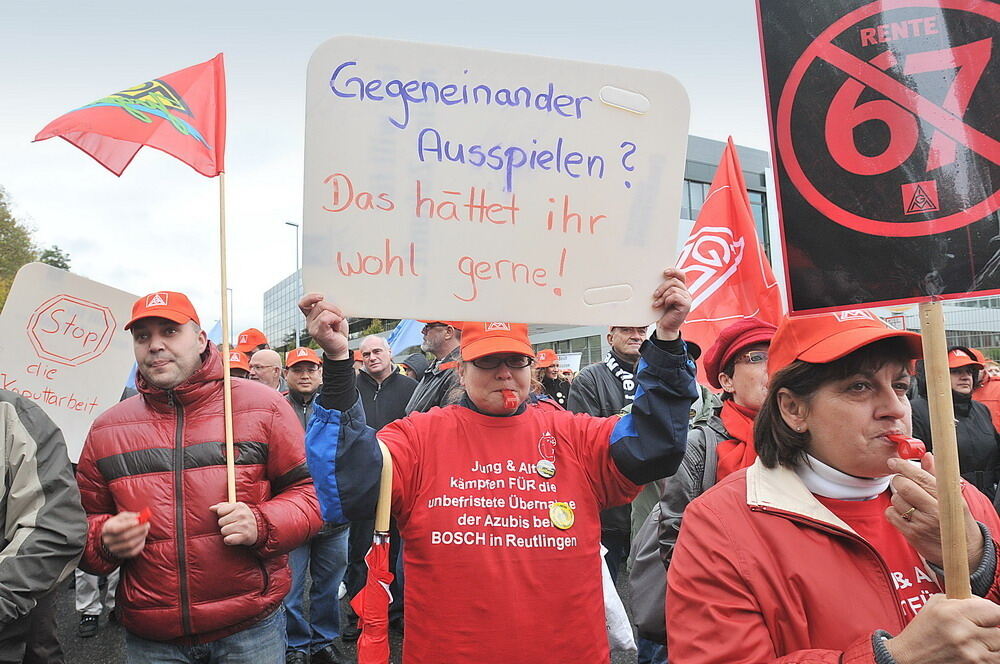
[0,0,770,335]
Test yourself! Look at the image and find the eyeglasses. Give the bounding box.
[470,355,534,370]
[736,350,768,364]
[288,364,320,373]
[421,323,448,335]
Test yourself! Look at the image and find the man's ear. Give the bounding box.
[456,361,466,387]
[718,372,735,394]
[195,326,209,353]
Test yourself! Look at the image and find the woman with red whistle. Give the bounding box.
[667,311,1000,664]
[300,268,698,664]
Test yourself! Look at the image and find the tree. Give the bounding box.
[39,245,71,270]
[0,188,38,309]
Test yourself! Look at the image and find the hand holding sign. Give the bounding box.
[298,293,350,361]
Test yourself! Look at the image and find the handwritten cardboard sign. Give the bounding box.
[0,263,137,461]
[303,36,690,325]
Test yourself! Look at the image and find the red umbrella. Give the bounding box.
[350,442,395,664]
[350,534,394,663]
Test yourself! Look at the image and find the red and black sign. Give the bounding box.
[758,0,1000,313]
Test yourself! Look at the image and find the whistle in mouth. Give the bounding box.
[886,434,926,460]
[501,389,518,410]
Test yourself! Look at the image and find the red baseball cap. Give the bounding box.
[125,291,200,330]
[703,317,777,389]
[234,328,268,353]
[461,322,534,361]
[536,349,558,368]
[227,351,250,372]
[418,320,463,330]
[768,310,923,377]
[948,347,984,371]
[286,347,321,367]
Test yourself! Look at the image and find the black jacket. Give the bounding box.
[357,369,418,430]
[912,392,1000,499]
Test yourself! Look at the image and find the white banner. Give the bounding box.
[304,36,689,325]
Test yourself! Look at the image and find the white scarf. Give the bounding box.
[795,454,891,501]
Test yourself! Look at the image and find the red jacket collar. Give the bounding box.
[137,344,223,410]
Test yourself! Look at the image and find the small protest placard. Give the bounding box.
[303,36,690,325]
[758,0,1000,313]
[0,263,137,461]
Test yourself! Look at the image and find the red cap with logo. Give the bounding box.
[535,349,558,368]
[125,291,200,330]
[234,328,268,353]
[948,347,985,371]
[768,310,923,377]
[461,322,534,361]
[286,347,322,368]
[227,351,250,372]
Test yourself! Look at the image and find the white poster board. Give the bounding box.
[304,36,689,325]
[557,352,583,374]
[0,263,137,461]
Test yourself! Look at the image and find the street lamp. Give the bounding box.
[285,221,301,347]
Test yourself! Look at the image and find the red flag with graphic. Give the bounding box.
[676,137,785,386]
[350,538,393,664]
[34,54,225,177]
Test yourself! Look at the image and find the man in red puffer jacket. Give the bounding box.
[76,291,323,663]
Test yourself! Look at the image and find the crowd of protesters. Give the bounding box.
[5,275,1000,664]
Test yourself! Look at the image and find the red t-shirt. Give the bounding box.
[377,405,639,663]
[816,492,941,621]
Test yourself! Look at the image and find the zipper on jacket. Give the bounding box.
[169,390,194,636]
[750,505,910,629]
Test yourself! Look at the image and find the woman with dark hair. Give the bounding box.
[667,312,1000,664]
[911,347,1000,500]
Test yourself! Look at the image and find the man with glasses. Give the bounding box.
[282,347,349,664]
[297,268,698,664]
[250,349,283,391]
[404,320,462,414]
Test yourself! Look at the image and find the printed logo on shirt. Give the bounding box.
[486,322,511,331]
[146,293,169,307]
[537,431,557,461]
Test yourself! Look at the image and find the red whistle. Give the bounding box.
[886,434,926,460]
[501,389,518,410]
[137,507,152,525]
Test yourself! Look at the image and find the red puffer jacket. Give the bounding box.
[77,345,323,644]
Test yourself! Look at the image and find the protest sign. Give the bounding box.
[303,36,689,325]
[758,0,1000,314]
[557,352,582,374]
[0,263,137,461]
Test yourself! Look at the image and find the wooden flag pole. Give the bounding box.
[375,441,393,534]
[219,172,237,503]
[918,300,970,598]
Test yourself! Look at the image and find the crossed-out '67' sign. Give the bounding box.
[758,0,1000,313]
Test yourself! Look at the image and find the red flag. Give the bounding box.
[349,538,393,664]
[677,137,785,386]
[35,54,226,177]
